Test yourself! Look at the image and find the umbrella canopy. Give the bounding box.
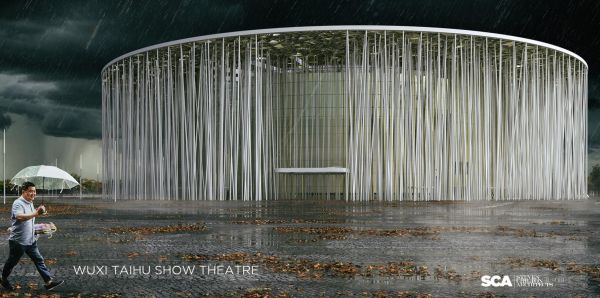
[10,165,79,190]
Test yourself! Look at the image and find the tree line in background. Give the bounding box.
[589,165,600,195]
[0,174,102,195]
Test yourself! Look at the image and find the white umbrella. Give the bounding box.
[10,165,79,190]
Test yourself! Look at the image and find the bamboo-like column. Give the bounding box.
[102,29,587,201]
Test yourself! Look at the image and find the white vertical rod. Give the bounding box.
[79,154,83,200]
[3,128,5,204]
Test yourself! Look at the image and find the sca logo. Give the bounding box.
[481,275,513,287]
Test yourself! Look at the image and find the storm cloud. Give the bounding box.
[0,113,11,130]
[0,0,245,138]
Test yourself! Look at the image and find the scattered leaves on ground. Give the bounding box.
[106,223,206,235]
[65,250,78,256]
[549,221,568,225]
[206,288,292,298]
[493,226,584,239]
[232,219,338,225]
[495,226,537,237]
[434,267,463,281]
[326,210,384,216]
[566,263,600,280]
[90,294,122,298]
[458,291,507,298]
[273,226,489,241]
[495,258,600,279]
[45,258,57,265]
[364,262,429,278]
[241,288,291,298]
[497,257,561,271]
[334,291,432,298]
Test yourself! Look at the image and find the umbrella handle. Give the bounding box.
[39,199,47,215]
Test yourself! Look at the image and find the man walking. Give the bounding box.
[0,182,63,291]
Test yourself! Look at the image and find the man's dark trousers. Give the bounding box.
[2,240,52,282]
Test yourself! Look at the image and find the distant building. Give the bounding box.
[102,26,588,201]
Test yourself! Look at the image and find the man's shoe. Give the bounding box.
[44,280,64,291]
[0,278,14,291]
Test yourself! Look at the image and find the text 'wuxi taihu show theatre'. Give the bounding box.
[102,26,588,201]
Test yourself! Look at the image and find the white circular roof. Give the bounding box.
[103,25,587,71]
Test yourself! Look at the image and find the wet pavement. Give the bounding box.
[0,196,598,297]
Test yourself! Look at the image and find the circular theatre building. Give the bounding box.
[102,26,588,201]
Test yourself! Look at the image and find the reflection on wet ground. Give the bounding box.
[0,197,598,297]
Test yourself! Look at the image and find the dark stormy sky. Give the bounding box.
[1,0,600,175]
